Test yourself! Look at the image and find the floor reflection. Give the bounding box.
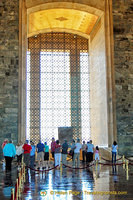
[0,162,133,200]
[2,171,14,199]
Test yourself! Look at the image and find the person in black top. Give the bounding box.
[62,140,68,166]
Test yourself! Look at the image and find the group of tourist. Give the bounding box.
[51,138,99,168]
[1,137,118,172]
[1,139,50,171]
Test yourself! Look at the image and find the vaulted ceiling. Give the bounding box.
[28,8,99,38]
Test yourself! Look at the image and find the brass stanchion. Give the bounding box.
[126,160,129,171]
[60,162,62,175]
[122,155,125,162]
[11,188,15,200]
[18,172,22,198]
[16,178,18,200]
[125,160,129,180]
[23,163,26,182]
[122,155,125,169]
[126,169,129,180]
[95,161,98,179]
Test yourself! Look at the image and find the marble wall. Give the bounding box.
[0,0,19,158]
[112,0,133,155]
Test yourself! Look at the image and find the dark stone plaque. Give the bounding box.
[58,127,73,145]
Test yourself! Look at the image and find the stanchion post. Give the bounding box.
[11,188,15,200]
[60,162,62,175]
[126,160,129,171]
[18,172,21,198]
[126,159,129,180]
[126,169,129,180]
[122,155,125,169]
[122,155,125,163]
[23,163,26,182]
[16,178,18,200]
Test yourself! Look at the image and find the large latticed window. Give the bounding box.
[26,33,90,145]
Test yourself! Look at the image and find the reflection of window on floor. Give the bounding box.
[26,51,90,144]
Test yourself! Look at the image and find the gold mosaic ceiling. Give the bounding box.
[28,8,99,38]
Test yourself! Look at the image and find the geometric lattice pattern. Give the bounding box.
[26,32,90,145]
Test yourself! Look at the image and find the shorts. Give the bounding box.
[37,152,44,161]
[95,153,99,161]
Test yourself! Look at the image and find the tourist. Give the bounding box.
[70,139,75,160]
[3,139,16,172]
[82,141,87,162]
[73,139,82,168]
[23,140,32,167]
[36,140,45,169]
[16,141,23,168]
[51,137,56,159]
[1,139,9,163]
[112,141,118,163]
[2,139,8,149]
[44,142,50,168]
[94,146,100,162]
[54,140,61,168]
[86,140,94,163]
[30,141,36,169]
[62,140,68,166]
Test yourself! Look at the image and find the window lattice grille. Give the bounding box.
[26,32,90,145]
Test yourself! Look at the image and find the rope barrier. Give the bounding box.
[28,165,59,172]
[62,162,95,170]
[125,157,133,162]
[98,162,124,166]
[101,156,122,162]
[129,162,133,165]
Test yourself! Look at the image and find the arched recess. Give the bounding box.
[19,0,116,147]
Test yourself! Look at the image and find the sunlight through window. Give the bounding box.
[40,52,71,144]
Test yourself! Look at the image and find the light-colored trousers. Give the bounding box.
[62,154,67,165]
[73,153,80,167]
[54,153,61,167]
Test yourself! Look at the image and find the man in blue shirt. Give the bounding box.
[36,140,45,169]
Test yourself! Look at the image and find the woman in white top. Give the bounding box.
[112,141,118,163]
[16,142,23,166]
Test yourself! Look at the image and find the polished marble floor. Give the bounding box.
[0,160,133,200]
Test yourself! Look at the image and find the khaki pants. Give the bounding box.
[62,154,67,165]
[73,153,80,167]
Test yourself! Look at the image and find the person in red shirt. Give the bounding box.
[51,137,56,159]
[2,139,8,162]
[2,139,8,149]
[23,140,32,167]
[54,140,62,168]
